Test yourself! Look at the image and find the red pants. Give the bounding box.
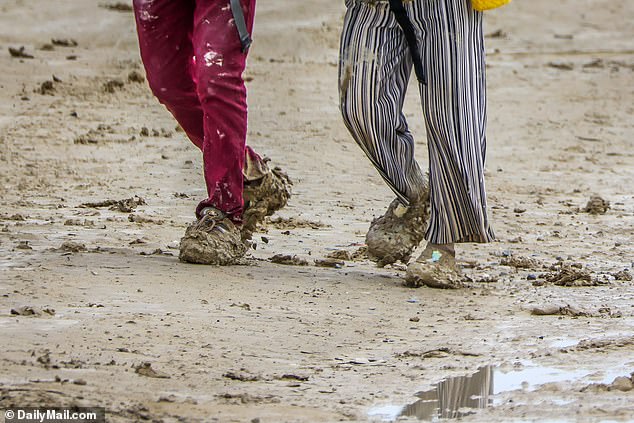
[133,0,260,222]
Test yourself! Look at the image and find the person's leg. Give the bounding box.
[339,0,431,267]
[405,0,494,288]
[413,0,495,244]
[133,0,204,148]
[339,0,427,206]
[190,0,257,221]
[134,0,266,190]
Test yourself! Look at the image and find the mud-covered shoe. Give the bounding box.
[405,244,463,289]
[241,161,292,241]
[179,208,247,265]
[365,198,430,267]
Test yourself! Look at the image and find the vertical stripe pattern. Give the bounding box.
[339,0,495,244]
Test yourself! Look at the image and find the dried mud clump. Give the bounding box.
[531,304,621,318]
[15,241,32,250]
[270,254,308,266]
[612,270,633,281]
[545,264,598,287]
[327,247,368,262]
[531,304,590,317]
[266,216,328,230]
[548,62,574,71]
[8,46,34,59]
[223,371,261,382]
[134,362,170,379]
[58,241,87,253]
[326,250,351,261]
[584,195,610,215]
[39,80,56,95]
[581,374,634,393]
[314,258,344,269]
[218,392,280,404]
[128,214,164,225]
[100,2,133,12]
[51,38,78,47]
[11,306,56,317]
[103,78,125,93]
[112,196,146,212]
[80,196,146,212]
[501,255,542,269]
[575,337,634,351]
[128,70,145,83]
[351,246,368,261]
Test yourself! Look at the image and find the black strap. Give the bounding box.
[388,0,427,85]
[229,0,252,52]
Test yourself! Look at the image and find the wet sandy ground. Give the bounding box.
[1,0,633,421]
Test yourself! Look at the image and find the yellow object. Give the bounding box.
[472,0,512,11]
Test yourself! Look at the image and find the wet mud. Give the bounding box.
[179,218,247,265]
[365,198,430,267]
[0,0,633,422]
[241,163,292,240]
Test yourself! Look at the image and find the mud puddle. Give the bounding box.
[549,338,581,349]
[368,361,631,421]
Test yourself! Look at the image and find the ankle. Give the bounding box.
[428,243,455,255]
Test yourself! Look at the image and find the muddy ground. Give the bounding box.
[1,0,633,422]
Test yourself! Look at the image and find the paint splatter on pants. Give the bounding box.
[133,0,260,222]
[339,0,495,244]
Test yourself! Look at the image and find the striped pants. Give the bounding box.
[339,0,495,244]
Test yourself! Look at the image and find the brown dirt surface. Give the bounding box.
[1,0,633,422]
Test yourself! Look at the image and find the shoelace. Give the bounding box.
[195,208,229,233]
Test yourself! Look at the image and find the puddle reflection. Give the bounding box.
[369,362,630,421]
[400,365,493,420]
